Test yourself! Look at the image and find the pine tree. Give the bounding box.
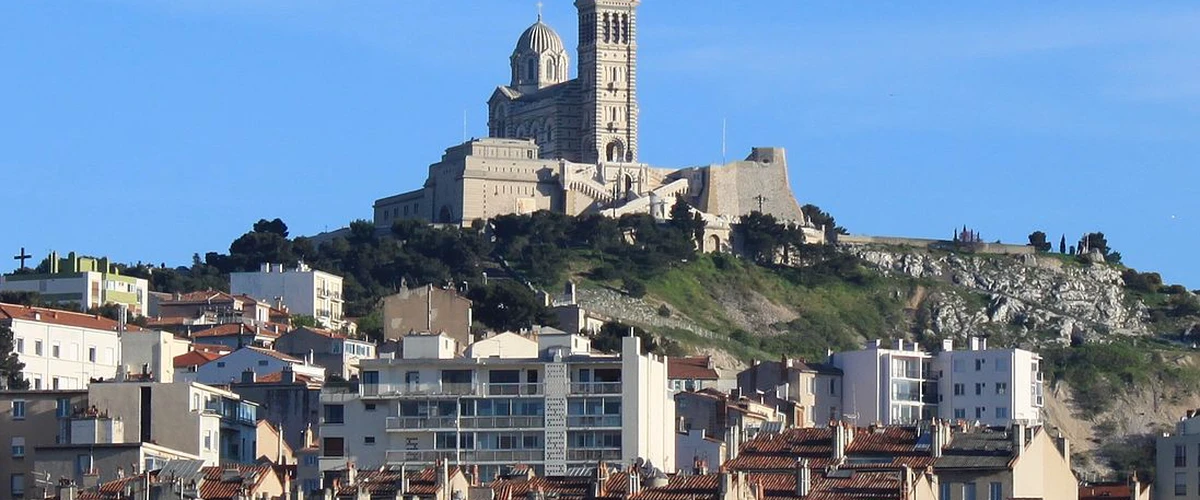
[0,325,28,390]
[1059,235,1067,254]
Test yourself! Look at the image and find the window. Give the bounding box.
[10,473,24,497]
[304,455,318,466]
[1177,444,1188,467]
[954,408,966,419]
[52,377,60,390]
[988,482,1002,500]
[995,407,1009,419]
[32,378,42,390]
[217,362,226,368]
[939,482,951,500]
[324,404,345,424]
[364,403,377,411]
[12,401,25,420]
[15,338,22,354]
[88,347,97,363]
[995,383,1007,395]
[829,378,837,395]
[324,437,345,457]
[363,436,376,446]
[11,437,25,458]
[257,360,268,366]
[953,383,965,396]
[963,482,977,500]
[975,359,985,371]
[304,479,320,492]
[975,383,984,395]
[331,342,342,354]
[1176,472,1186,496]
[57,398,71,418]
[52,343,60,358]
[974,407,985,419]
[34,341,43,356]
[204,431,212,451]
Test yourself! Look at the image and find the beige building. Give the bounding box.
[736,358,843,428]
[0,389,88,500]
[934,421,1076,500]
[373,1,823,246]
[381,284,473,346]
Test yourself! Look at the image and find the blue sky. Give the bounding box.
[3,1,1199,287]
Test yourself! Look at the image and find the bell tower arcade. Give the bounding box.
[575,0,640,164]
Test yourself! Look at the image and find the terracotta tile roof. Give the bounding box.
[253,370,317,384]
[490,471,631,500]
[191,323,281,339]
[748,470,910,500]
[193,343,233,354]
[174,350,223,368]
[160,290,245,306]
[199,464,275,500]
[1079,483,1134,500]
[726,426,936,472]
[668,356,719,380]
[629,473,718,500]
[0,303,144,332]
[336,465,465,497]
[291,326,347,339]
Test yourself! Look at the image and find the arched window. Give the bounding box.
[606,141,625,162]
[528,58,537,81]
[603,13,610,43]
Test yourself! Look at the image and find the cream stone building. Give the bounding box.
[374,0,823,248]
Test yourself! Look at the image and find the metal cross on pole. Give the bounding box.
[13,247,32,269]
[753,195,768,213]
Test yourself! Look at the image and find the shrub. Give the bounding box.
[657,304,671,317]
[624,278,647,298]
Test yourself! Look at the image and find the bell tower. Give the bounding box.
[575,0,640,164]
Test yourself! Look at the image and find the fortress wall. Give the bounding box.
[700,147,806,223]
[839,235,1036,255]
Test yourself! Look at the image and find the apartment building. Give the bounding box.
[0,390,88,500]
[668,356,720,392]
[151,290,289,335]
[182,346,326,385]
[87,381,260,465]
[381,283,472,345]
[119,330,191,383]
[0,252,149,316]
[826,338,1044,426]
[1157,410,1200,500]
[936,337,1044,426]
[275,327,375,380]
[317,332,674,482]
[1,303,123,390]
[737,359,842,428]
[227,365,322,453]
[231,262,345,330]
[935,421,1076,500]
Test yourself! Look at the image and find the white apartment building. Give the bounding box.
[1157,410,1200,499]
[832,339,936,425]
[231,263,345,330]
[830,337,1044,427]
[936,337,1043,426]
[318,332,674,481]
[0,253,149,316]
[1,303,123,390]
[181,346,327,385]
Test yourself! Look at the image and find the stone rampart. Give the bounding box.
[839,234,1036,256]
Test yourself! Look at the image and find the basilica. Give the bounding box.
[373,0,821,251]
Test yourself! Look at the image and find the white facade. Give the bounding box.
[186,346,326,385]
[2,304,123,390]
[465,332,538,359]
[831,339,935,425]
[935,337,1044,426]
[1158,412,1200,500]
[119,330,191,383]
[230,263,345,330]
[0,271,149,316]
[831,337,1044,427]
[318,334,674,481]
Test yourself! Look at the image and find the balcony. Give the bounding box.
[362,383,544,398]
[386,415,546,430]
[385,449,543,464]
[570,382,622,395]
[566,415,621,428]
[486,383,544,396]
[567,449,621,461]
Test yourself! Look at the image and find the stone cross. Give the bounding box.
[13,247,32,269]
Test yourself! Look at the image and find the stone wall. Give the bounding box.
[839,234,1036,256]
[697,147,806,223]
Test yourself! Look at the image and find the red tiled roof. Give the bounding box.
[191,323,281,339]
[0,303,145,332]
[174,350,223,368]
[726,426,936,472]
[253,370,317,384]
[491,471,631,500]
[749,470,910,500]
[1079,483,1134,500]
[160,290,245,306]
[199,464,275,500]
[193,343,233,354]
[668,356,719,380]
[291,326,346,339]
[336,465,465,497]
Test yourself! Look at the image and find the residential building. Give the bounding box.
[1080,476,1151,500]
[87,381,260,465]
[0,252,149,316]
[935,337,1044,426]
[831,339,936,425]
[75,460,286,500]
[182,346,325,385]
[674,388,781,465]
[668,356,719,392]
[255,420,295,465]
[737,358,843,428]
[34,413,201,490]
[186,323,282,350]
[675,429,724,476]
[274,327,375,380]
[381,283,472,346]
[227,365,322,452]
[231,262,346,330]
[317,333,673,481]
[1,303,124,390]
[119,330,191,383]
[934,421,1076,500]
[150,290,289,335]
[1157,410,1200,500]
[0,390,88,500]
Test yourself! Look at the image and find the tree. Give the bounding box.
[466,281,554,332]
[1027,231,1051,252]
[736,211,783,264]
[292,315,320,328]
[252,218,290,238]
[1059,235,1067,254]
[592,321,660,355]
[801,204,847,242]
[1081,232,1122,264]
[668,196,706,247]
[0,325,29,390]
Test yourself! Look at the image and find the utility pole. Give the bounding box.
[753,195,768,213]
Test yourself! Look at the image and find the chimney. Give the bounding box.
[795,459,810,497]
[706,356,714,370]
[941,338,953,352]
[281,365,296,384]
[969,337,980,351]
[241,369,256,383]
[57,480,78,500]
[931,420,944,458]
[345,462,357,486]
[1055,430,1070,461]
[1128,471,1141,498]
[1012,422,1026,458]
[717,468,729,497]
[399,466,409,494]
[628,468,641,496]
[831,422,848,462]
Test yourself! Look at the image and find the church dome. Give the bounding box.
[513,18,565,55]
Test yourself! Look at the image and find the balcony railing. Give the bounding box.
[570,382,622,395]
[566,415,621,427]
[567,449,621,461]
[487,383,544,396]
[385,449,543,463]
[386,415,546,430]
[362,382,544,398]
